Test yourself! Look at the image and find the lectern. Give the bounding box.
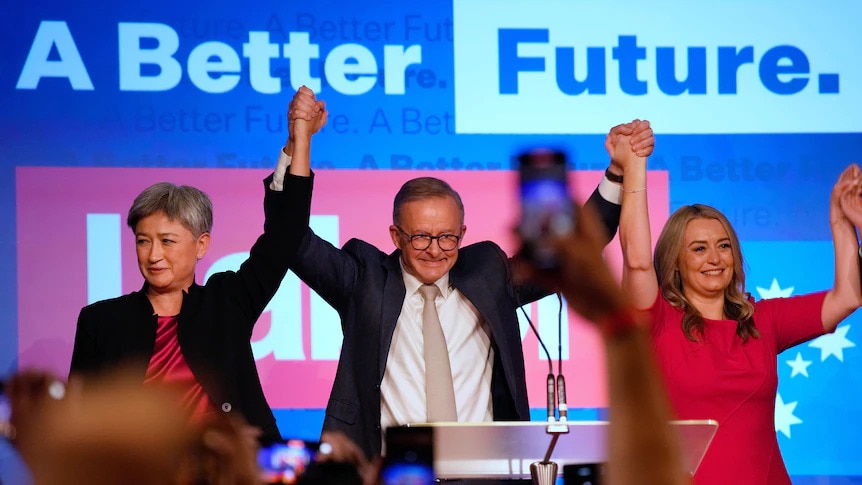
[405,420,717,480]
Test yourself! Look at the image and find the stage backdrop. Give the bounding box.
[2,0,861,482]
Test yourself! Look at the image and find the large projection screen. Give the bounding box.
[2,0,861,482]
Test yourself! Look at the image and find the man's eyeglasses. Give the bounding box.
[396,226,462,251]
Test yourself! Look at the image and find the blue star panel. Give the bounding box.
[745,242,862,476]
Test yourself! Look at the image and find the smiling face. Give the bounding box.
[677,218,735,302]
[135,211,210,295]
[390,196,466,285]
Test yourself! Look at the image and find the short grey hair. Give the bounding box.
[392,177,465,226]
[127,182,213,237]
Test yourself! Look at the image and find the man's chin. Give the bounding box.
[416,269,446,285]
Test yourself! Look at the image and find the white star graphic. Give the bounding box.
[756,278,794,299]
[809,325,856,362]
[774,393,802,439]
[786,352,812,378]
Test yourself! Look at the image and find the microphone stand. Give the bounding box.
[527,293,570,485]
[531,398,569,485]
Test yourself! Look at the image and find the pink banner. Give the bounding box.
[17,167,668,409]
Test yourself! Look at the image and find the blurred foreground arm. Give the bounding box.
[8,369,262,485]
[9,369,194,485]
[517,202,688,485]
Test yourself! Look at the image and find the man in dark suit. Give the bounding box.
[280,87,654,459]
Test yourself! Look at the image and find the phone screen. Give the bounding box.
[381,427,435,485]
[0,381,11,438]
[563,462,604,485]
[257,439,317,485]
[518,149,574,269]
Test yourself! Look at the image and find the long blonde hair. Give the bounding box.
[654,204,757,342]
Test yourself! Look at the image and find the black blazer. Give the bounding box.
[284,173,620,458]
[69,174,311,444]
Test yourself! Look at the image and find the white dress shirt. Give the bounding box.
[380,269,494,433]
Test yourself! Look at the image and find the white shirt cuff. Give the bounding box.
[270,148,292,192]
[597,175,622,205]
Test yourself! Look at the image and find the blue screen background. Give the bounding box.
[2,1,860,482]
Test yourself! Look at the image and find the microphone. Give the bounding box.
[556,293,568,422]
[517,293,569,472]
[557,375,568,421]
[517,301,556,422]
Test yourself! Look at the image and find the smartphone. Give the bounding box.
[257,438,318,485]
[563,462,604,485]
[517,148,575,270]
[0,381,10,438]
[381,426,435,485]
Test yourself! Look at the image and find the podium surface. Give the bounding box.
[405,420,717,480]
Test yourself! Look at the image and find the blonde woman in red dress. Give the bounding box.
[614,120,862,485]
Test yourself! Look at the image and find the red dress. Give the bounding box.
[648,291,827,485]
